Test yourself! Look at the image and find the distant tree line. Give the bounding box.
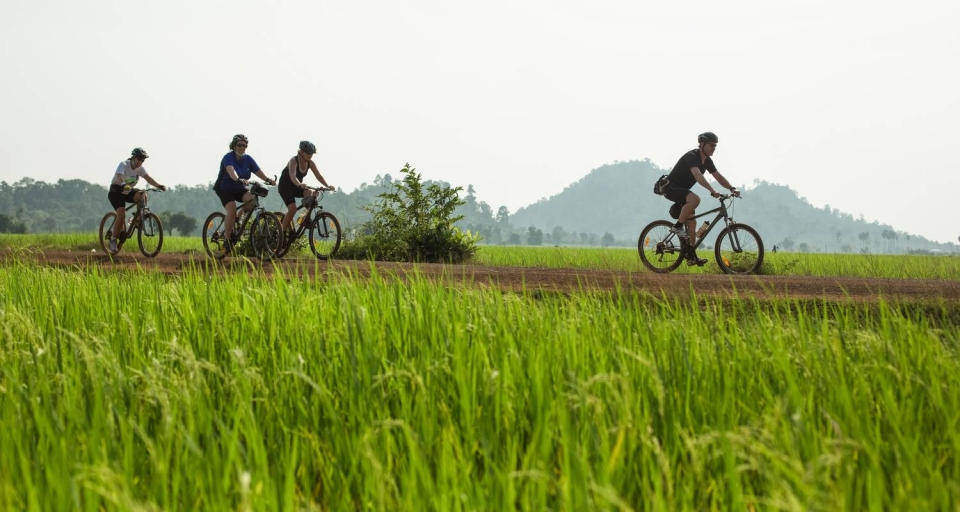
[1,162,957,253]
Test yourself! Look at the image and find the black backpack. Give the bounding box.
[653,175,670,195]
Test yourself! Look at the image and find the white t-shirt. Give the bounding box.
[111,160,148,193]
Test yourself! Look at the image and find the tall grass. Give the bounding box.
[1,262,959,510]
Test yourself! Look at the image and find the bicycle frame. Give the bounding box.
[119,188,159,241]
[672,195,737,251]
[285,188,329,243]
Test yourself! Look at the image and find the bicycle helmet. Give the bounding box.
[697,132,719,144]
[299,140,317,154]
[131,147,149,159]
[230,134,249,150]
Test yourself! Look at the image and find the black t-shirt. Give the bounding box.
[667,149,717,190]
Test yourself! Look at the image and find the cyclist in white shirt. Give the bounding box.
[106,147,166,254]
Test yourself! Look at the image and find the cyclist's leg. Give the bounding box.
[217,191,243,247]
[278,183,301,232]
[107,186,128,240]
[678,192,701,244]
[111,205,126,240]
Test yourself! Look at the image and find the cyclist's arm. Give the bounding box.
[253,169,275,185]
[691,167,719,196]
[111,163,126,186]
[142,173,165,189]
[308,161,333,190]
[711,172,738,194]
[288,159,305,188]
[225,165,241,183]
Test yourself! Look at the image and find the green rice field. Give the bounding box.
[1,234,959,510]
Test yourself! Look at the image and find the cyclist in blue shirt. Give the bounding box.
[212,134,276,254]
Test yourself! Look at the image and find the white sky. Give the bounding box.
[1,0,958,243]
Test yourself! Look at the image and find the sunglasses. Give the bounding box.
[236,144,247,149]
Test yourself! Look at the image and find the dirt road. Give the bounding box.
[5,249,959,302]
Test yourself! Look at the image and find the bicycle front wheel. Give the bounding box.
[309,212,342,259]
[202,212,227,259]
[251,213,284,260]
[714,223,764,275]
[98,212,117,254]
[137,212,164,257]
[638,220,684,273]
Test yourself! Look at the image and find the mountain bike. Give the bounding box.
[201,180,284,260]
[638,194,764,274]
[98,187,164,257]
[274,187,342,259]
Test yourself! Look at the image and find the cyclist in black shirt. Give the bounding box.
[278,140,335,235]
[662,132,740,266]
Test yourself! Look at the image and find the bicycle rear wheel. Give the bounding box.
[251,213,284,260]
[714,223,764,274]
[309,212,342,259]
[202,212,227,259]
[98,212,117,254]
[137,212,164,257]
[638,220,685,273]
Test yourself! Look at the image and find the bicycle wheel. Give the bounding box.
[250,213,284,260]
[637,220,684,273]
[137,212,164,257]
[202,212,227,259]
[714,223,764,275]
[309,212,342,259]
[98,212,117,254]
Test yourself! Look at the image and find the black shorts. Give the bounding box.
[108,185,141,210]
[278,181,304,206]
[215,189,248,206]
[668,201,683,220]
[663,186,692,204]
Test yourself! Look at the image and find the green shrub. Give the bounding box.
[338,163,479,263]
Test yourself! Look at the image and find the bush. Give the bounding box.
[338,164,479,263]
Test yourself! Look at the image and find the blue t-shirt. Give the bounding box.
[217,152,261,193]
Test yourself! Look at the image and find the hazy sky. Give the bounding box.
[2,0,958,243]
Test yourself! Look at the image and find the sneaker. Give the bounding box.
[686,255,708,266]
[108,239,118,254]
[218,240,233,258]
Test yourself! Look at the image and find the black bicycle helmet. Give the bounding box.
[131,147,149,159]
[299,140,317,154]
[230,134,249,150]
[697,132,719,144]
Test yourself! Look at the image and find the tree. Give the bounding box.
[780,237,795,251]
[551,226,567,245]
[161,211,198,236]
[496,206,510,226]
[526,226,543,246]
[799,242,809,253]
[339,163,478,263]
[0,214,27,234]
[601,232,615,247]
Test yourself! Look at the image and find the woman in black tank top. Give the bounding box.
[278,140,336,234]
